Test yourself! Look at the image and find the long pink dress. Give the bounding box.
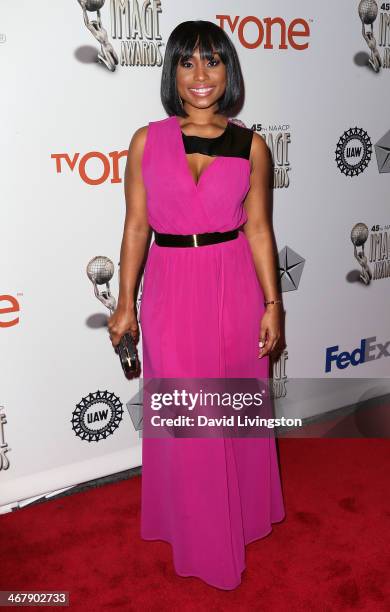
[139,115,285,590]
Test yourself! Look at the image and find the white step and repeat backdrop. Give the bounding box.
[1,1,389,509]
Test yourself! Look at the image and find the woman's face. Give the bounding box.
[176,46,226,111]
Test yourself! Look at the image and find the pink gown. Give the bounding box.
[139,115,285,590]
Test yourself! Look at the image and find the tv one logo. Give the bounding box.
[51,151,127,185]
[325,336,390,372]
[216,15,311,50]
[0,295,20,328]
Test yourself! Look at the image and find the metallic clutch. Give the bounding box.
[114,331,140,377]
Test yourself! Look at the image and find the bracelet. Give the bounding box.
[264,298,282,306]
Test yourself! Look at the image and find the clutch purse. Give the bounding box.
[114,331,141,377]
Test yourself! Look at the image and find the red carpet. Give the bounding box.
[1,439,389,611]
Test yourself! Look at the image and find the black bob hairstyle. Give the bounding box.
[161,20,245,118]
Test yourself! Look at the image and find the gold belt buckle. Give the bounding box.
[192,233,198,247]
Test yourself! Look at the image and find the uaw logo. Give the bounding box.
[0,405,10,471]
[72,390,124,441]
[358,0,390,72]
[77,0,163,71]
[335,127,372,177]
[216,15,311,50]
[350,221,390,284]
[252,122,291,188]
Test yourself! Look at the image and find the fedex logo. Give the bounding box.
[325,336,390,372]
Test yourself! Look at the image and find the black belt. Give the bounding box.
[154,229,239,248]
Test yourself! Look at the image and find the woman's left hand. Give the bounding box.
[258,305,282,359]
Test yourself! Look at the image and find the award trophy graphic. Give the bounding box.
[351,223,373,285]
[77,0,119,72]
[86,256,141,377]
[358,0,382,73]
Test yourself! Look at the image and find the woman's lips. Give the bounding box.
[188,86,215,97]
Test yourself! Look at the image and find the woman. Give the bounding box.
[108,20,286,590]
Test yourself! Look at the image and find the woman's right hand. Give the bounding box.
[107,305,139,348]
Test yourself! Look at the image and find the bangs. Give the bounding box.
[175,26,227,64]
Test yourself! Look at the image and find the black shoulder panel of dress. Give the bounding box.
[181,121,254,159]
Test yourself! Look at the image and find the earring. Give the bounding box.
[179,96,184,108]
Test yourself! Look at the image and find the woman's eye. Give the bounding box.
[180,58,220,69]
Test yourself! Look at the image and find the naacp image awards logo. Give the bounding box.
[77,0,164,71]
[251,122,292,189]
[350,221,390,284]
[358,0,390,72]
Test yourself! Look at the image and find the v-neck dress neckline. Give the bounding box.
[172,115,232,189]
